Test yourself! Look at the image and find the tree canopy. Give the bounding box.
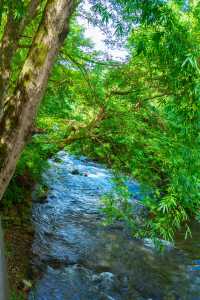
[0,0,200,243]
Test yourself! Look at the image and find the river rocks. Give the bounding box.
[71,168,80,175]
[54,157,63,164]
[30,265,124,300]
[32,184,48,203]
[143,238,174,251]
[71,168,88,177]
[30,265,147,300]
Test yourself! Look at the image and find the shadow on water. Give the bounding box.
[29,152,200,300]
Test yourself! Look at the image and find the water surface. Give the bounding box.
[30,152,200,300]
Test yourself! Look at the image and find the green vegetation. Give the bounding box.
[10,291,25,300]
[2,0,200,245]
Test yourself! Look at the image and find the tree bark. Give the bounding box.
[0,0,76,200]
[0,0,41,107]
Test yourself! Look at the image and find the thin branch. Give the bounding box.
[18,44,31,49]
[108,88,137,96]
[63,53,101,105]
[20,35,33,39]
[142,93,173,102]
[49,78,72,86]
[73,53,123,67]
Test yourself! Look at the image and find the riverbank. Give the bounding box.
[1,195,34,300]
[0,120,67,300]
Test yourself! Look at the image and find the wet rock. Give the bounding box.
[143,238,174,251]
[30,265,123,300]
[32,184,48,203]
[71,169,80,175]
[132,200,148,217]
[94,272,117,291]
[53,157,63,163]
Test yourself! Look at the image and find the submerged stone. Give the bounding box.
[71,169,80,175]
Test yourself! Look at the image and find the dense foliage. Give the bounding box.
[2,0,200,244]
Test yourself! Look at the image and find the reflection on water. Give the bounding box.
[29,152,200,300]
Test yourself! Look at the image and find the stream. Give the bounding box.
[29,151,200,300]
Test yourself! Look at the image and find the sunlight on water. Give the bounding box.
[30,152,200,300]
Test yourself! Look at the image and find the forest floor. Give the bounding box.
[1,196,34,300]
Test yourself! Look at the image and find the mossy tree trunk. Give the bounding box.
[0,0,40,108]
[0,0,76,200]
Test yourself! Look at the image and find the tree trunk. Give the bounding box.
[0,0,76,200]
[0,0,41,108]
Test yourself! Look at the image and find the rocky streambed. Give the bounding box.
[29,152,200,300]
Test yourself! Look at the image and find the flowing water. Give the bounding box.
[29,151,200,300]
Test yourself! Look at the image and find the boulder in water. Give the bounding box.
[71,169,81,175]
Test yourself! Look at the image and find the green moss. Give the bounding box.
[30,42,49,68]
[10,290,26,300]
[3,104,20,132]
[22,72,31,87]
